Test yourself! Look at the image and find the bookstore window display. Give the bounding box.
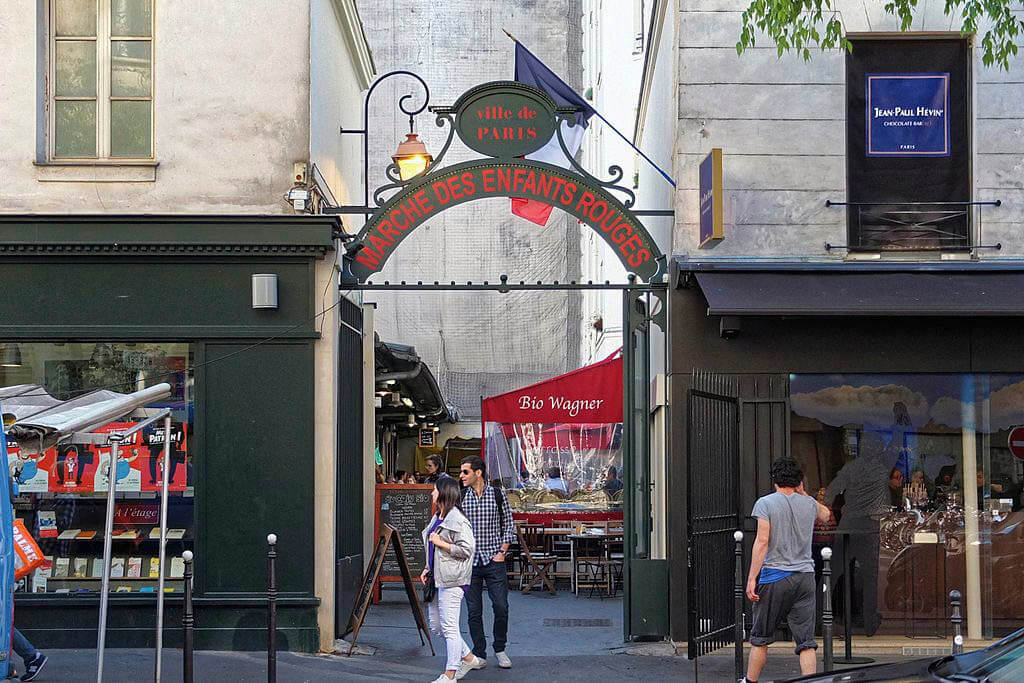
[0,342,194,598]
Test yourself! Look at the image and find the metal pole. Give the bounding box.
[97,434,123,683]
[182,550,194,683]
[267,533,278,683]
[155,415,171,682]
[733,530,744,681]
[835,532,873,665]
[821,547,834,672]
[950,589,964,655]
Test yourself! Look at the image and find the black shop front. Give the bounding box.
[0,215,336,652]
[667,259,1024,645]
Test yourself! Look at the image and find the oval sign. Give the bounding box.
[1009,425,1024,461]
[453,82,557,158]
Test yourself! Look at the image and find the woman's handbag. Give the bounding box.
[422,570,437,603]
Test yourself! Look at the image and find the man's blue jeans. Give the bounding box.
[465,560,509,658]
[12,628,38,666]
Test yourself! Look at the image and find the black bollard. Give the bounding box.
[821,547,834,672]
[267,533,278,683]
[182,550,194,683]
[950,589,963,655]
[734,530,744,681]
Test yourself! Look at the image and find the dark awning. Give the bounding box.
[676,260,1024,317]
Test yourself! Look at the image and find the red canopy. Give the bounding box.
[481,352,622,424]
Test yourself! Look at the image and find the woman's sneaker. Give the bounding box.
[495,650,512,669]
[22,653,48,681]
[455,654,486,679]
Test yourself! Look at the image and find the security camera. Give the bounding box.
[286,187,310,212]
[719,316,741,340]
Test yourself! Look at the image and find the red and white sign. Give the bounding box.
[481,351,623,424]
[114,502,160,526]
[1008,425,1024,461]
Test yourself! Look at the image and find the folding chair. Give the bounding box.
[517,524,557,594]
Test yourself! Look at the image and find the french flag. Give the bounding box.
[512,41,596,226]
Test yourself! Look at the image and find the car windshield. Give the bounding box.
[933,629,1024,682]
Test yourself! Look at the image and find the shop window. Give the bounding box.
[790,373,1024,638]
[50,0,154,159]
[1,342,192,597]
[844,38,971,251]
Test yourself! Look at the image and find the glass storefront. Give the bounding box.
[791,374,1024,638]
[0,342,193,597]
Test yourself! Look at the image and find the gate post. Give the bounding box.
[950,589,963,655]
[267,533,278,683]
[182,550,194,683]
[821,547,834,672]
[733,530,744,680]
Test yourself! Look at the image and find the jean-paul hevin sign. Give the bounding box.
[348,81,664,283]
[866,73,950,157]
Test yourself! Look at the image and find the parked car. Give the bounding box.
[785,627,1024,682]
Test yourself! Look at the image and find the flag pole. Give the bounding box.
[503,30,677,189]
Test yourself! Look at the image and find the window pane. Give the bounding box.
[1,343,195,599]
[54,100,96,157]
[111,0,152,37]
[54,0,96,37]
[110,100,151,157]
[111,41,151,97]
[54,41,96,97]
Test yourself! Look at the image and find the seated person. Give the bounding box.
[602,465,624,493]
[545,466,568,494]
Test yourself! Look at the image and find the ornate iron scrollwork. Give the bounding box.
[553,112,636,209]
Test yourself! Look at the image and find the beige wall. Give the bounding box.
[0,0,313,213]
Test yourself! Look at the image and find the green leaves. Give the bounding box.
[737,0,1024,70]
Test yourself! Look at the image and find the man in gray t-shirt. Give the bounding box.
[742,459,831,683]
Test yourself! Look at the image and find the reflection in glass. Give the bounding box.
[54,100,96,157]
[110,0,152,36]
[791,373,1024,638]
[55,41,97,96]
[55,0,97,37]
[111,41,151,97]
[110,100,151,157]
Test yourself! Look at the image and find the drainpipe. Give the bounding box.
[961,376,982,640]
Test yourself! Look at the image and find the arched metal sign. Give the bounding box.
[346,81,665,284]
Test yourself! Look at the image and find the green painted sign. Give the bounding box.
[453,82,557,158]
[351,158,664,283]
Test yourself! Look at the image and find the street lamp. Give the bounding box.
[393,130,432,181]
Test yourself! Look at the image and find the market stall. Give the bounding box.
[481,352,624,523]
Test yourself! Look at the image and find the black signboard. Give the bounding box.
[375,484,434,581]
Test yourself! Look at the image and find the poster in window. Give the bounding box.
[92,422,143,493]
[7,439,53,494]
[866,73,950,157]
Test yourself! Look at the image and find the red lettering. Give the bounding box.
[621,233,644,255]
[481,168,496,193]
[389,208,409,230]
[414,190,433,213]
[611,221,633,245]
[589,200,609,223]
[447,176,466,201]
[627,249,651,268]
[513,168,527,193]
[522,171,537,195]
[497,168,512,193]
[477,128,486,141]
[401,200,421,225]
[559,182,577,205]
[379,221,402,243]
[368,234,394,254]
[600,214,623,234]
[527,128,537,139]
[575,190,596,214]
[433,180,452,205]
[461,171,476,196]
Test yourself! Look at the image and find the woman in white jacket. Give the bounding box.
[421,476,481,681]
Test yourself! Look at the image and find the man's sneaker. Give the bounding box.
[495,650,512,669]
[22,653,47,681]
[455,654,486,679]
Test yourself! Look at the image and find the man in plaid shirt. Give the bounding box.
[459,455,515,671]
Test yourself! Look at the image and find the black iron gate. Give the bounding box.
[686,370,743,659]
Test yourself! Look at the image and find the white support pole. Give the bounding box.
[97,434,122,683]
[961,380,982,640]
[154,415,171,682]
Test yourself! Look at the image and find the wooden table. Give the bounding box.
[568,531,623,595]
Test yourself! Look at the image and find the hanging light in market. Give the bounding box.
[0,343,23,368]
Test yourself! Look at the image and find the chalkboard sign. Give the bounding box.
[342,524,433,656]
[375,484,434,581]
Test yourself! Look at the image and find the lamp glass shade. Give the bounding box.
[0,343,22,368]
[392,133,432,181]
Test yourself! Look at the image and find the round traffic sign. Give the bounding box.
[1008,425,1024,460]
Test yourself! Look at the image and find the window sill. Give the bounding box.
[34,160,159,183]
